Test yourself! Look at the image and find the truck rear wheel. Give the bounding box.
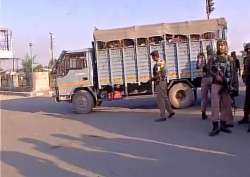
[169,82,195,108]
[72,90,94,114]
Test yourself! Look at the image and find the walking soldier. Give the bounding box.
[197,46,214,120]
[149,50,175,122]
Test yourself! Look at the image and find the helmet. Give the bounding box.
[244,43,250,51]
[150,50,159,57]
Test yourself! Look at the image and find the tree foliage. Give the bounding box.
[33,64,44,72]
[22,54,35,73]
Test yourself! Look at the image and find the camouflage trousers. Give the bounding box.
[210,84,233,123]
[201,77,212,112]
[155,80,174,118]
[244,85,250,118]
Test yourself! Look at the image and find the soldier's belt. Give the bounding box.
[212,80,224,85]
[160,78,167,81]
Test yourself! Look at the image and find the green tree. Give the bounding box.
[33,64,44,72]
[22,54,36,73]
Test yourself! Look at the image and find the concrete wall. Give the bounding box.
[32,72,50,92]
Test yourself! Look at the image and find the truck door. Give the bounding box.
[56,51,93,98]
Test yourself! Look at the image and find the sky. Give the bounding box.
[0,0,250,67]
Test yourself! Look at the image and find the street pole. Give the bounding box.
[206,0,209,20]
[17,58,18,71]
[12,57,14,71]
[28,42,33,89]
[49,32,54,66]
[29,42,33,73]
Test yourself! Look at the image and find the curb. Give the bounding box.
[0,90,54,97]
[0,91,32,97]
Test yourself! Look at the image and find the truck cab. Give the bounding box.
[54,49,97,113]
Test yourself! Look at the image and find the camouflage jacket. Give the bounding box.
[196,55,214,78]
[153,59,166,82]
[210,55,239,94]
[243,56,250,85]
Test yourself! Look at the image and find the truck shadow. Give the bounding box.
[1,97,72,114]
[0,86,245,114]
[1,86,245,115]
[0,96,160,114]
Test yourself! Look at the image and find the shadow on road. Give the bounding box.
[0,86,245,115]
[1,89,250,177]
[1,97,72,114]
[11,128,250,177]
[1,151,85,177]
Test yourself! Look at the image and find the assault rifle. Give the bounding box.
[211,65,238,115]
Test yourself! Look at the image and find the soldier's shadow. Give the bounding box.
[1,151,85,177]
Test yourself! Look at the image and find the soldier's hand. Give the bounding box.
[147,78,152,83]
[242,74,246,83]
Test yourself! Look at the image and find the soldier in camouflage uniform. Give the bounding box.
[231,51,241,76]
[197,46,214,120]
[239,43,250,132]
[209,40,237,136]
[149,51,175,122]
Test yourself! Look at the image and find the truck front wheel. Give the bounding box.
[169,82,195,108]
[72,90,94,114]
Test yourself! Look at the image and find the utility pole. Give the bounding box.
[29,42,33,73]
[49,32,54,66]
[206,0,215,20]
[12,57,14,71]
[28,42,33,88]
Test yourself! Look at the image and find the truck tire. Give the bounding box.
[72,90,94,114]
[169,82,195,108]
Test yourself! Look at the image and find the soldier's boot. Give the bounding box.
[220,121,232,133]
[168,112,175,119]
[238,111,249,124]
[238,117,249,124]
[202,112,208,120]
[209,122,220,136]
[225,123,234,128]
[155,117,167,122]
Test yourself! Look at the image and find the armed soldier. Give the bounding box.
[197,46,214,120]
[149,51,175,122]
[231,51,241,76]
[239,43,250,132]
[229,51,240,121]
[209,40,238,136]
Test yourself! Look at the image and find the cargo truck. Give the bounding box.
[53,18,227,113]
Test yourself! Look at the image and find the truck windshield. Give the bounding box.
[56,52,88,77]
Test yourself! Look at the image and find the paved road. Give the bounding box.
[1,91,250,177]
